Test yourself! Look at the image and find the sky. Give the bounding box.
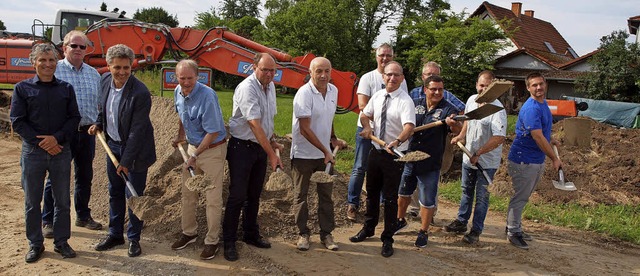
[1,0,638,56]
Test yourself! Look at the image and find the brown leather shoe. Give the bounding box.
[171,234,197,250]
[200,244,219,260]
[347,205,357,221]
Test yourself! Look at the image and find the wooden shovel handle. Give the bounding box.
[96,131,120,168]
[370,135,387,147]
[456,141,474,158]
[552,145,561,161]
[177,142,190,162]
[414,120,445,132]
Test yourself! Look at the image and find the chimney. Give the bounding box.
[511,2,522,16]
[524,10,535,17]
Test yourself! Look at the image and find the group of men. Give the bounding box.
[11,36,562,264]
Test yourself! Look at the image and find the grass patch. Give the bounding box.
[439,181,640,244]
[0,84,14,90]
[507,114,517,136]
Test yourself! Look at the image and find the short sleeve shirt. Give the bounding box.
[228,73,277,142]
[462,94,507,169]
[362,88,415,151]
[175,82,227,146]
[410,98,459,171]
[290,82,338,159]
[508,97,553,164]
[356,69,408,128]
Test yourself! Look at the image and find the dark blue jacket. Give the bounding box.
[409,98,458,171]
[96,73,156,172]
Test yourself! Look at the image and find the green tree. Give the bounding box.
[221,0,261,21]
[133,7,179,27]
[0,19,6,30]
[100,2,107,12]
[229,16,264,40]
[575,30,640,103]
[193,7,226,30]
[395,11,508,99]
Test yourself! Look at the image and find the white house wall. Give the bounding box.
[496,54,553,70]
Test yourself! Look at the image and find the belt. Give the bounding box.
[193,138,227,150]
[78,125,91,133]
[230,136,261,148]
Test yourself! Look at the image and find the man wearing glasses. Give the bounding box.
[346,43,408,221]
[42,30,102,239]
[395,75,462,248]
[223,53,284,261]
[349,61,415,257]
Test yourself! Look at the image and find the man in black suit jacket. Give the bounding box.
[88,44,156,258]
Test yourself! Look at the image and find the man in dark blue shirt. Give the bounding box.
[10,43,81,263]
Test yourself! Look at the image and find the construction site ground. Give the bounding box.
[0,96,639,275]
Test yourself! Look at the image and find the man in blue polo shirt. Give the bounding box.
[170,59,227,260]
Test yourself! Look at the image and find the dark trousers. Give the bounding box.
[363,149,404,243]
[43,130,96,224]
[223,137,267,243]
[106,140,147,241]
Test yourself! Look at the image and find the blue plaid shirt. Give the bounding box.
[55,59,100,127]
[409,86,466,113]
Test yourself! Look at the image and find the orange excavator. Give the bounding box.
[0,10,360,113]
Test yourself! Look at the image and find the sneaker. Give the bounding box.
[444,220,467,234]
[393,218,408,235]
[76,218,103,230]
[297,234,310,251]
[346,205,357,221]
[54,242,77,258]
[200,244,219,260]
[415,230,429,248]
[321,234,339,251]
[463,230,480,244]
[505,227,533,241]
[171,234,198,250]
[508,232,529,250]
[42,224,54,239]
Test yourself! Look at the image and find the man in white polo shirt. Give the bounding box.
[291,57,346,252]
[349,61,415,258]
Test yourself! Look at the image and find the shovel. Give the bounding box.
[552,145,577,191]
[176,142,196,177]
[369,134,430,162]
[96,131,139,197]
[413,104,504,132]
[264,148,293,191]
[455,141,493,184]
[310,147,340,183]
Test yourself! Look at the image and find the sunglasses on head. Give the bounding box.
[68,44,87,50]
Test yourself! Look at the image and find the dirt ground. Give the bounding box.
[1,96,639,275]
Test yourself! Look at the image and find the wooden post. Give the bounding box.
[563,117,592,149]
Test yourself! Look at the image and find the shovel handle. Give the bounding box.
[552,145,561,161]
[455,141,492,184]
[177,143,196,177]
[414,120,445,132]
[324,146,340,174]
[275,148,283,172]
[370,135,404,157]
[96,131,139,197]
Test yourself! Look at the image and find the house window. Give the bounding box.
[567,47,579,58]
[544,42,557,53]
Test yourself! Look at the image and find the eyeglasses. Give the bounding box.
[384,73,403,78]
[377,54,393,58]
[68,44,87,50]
[258,67,276,74]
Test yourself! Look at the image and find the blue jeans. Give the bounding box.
[106,140,147,241]
[347,126,372,208]
[43,131,96,224]
[21,142,72,248]
[456,165,497,233]
[398,164,440,208]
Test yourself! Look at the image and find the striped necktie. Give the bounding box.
[380,94,390,140]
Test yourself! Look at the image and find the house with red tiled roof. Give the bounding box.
[628,15,640,43]
[470,2,594,111]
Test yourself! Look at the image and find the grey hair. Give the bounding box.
[106,44,135,65]
[423,61,441,73]
[176,59,199,75]
[383,60,403,73]
[29,44,58,64]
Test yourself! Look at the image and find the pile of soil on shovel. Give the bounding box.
[487,117,640,206]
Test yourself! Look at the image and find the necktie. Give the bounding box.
[380,94,390,141]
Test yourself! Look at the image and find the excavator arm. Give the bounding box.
[82,19,360,113]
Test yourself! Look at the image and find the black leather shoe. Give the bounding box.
[243,236,271,248]
[95,235,125,251]
[224,242,238,261]
[349,228,374,243]
[128,240,142,257]
[54,243,77,258]
[381,242,394,257]
[25,246,45,263]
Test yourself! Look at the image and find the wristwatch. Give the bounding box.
[191,153,198,159]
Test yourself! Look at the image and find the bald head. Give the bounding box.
[310,57,332,91]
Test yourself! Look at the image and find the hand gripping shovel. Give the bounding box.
[369,135,429,162]
[264,148,293,191]
[96,131,139,197]
[310,147,340,183]
[456,142,493,184]
[413,104,504,132]
[552,145,577,191]
[176,142,213,192]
